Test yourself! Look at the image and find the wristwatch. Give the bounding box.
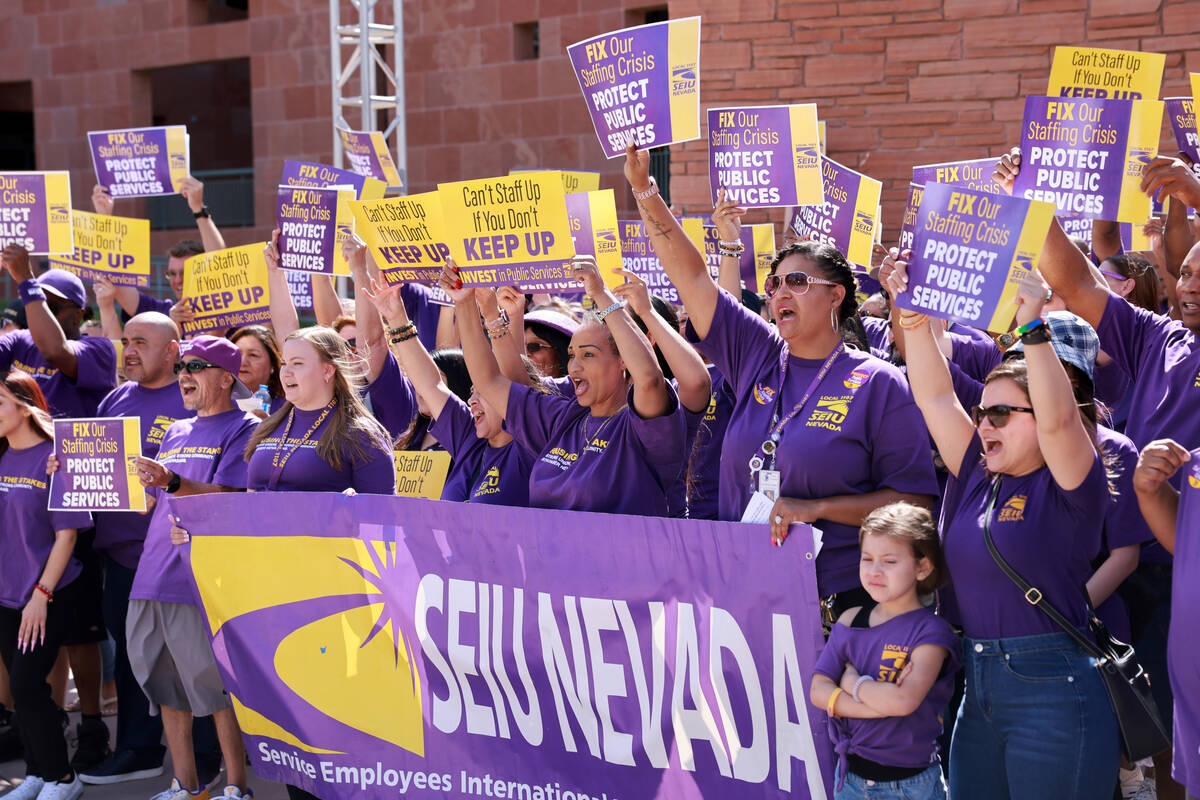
[165,470,182,494]
[193,206,211,219]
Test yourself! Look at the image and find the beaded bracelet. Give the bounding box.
[487,324,510,341]
[717,239,743,249]
[390,327,419,344]
[387,322,415,338]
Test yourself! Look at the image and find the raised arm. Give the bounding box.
[263,228,299,341]
[479,287,531,387]
[574,256,671,419]
[92,276,124,340]
[994,148,1109,328]
[711,188,746,298]
[347,240,388,384]
[624,143,719,337]
[362,275,453,419]
[612,269,710,413]
[3,245,79,378]
[1091,220,1122,263]
[882,250,975,478]
[1164,195,1197,282]
[1132,439,1190,554]
[443,260,512,419]
[312,275,341,328]
[179,177,226,252]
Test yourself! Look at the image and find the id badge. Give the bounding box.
[758,469,781,501]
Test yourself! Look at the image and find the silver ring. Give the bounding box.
[773,515,783,524]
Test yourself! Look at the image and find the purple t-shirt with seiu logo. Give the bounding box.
[1169,451,1200,797]
[429,394,536,507]
[814,606,960,771]
[0,330,116,418]
[130,409,258,606]
[93,381,193,568]
[246,406,395,495]
[687,289,939,596]
[506,382,686,517]
[0,440,89,609]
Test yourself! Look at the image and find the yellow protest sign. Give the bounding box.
[349,191,450,286]
[393,450,451,498]
[1048,46,1165,100]
[566,189,623,292]
[338,129,403,188]
[510,169,601,194]
[180,242,271,337]
[438,172,576,287]
[49,210,150,287]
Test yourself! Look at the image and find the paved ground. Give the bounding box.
[1,689,290,799]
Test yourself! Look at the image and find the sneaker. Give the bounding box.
[148,778,210,800]
[1120,765,1144,798]
[219,787,253,799]
[2,777,46,800]
[69,717,111,773]
[34,775,82,800]
[79,748,164,785]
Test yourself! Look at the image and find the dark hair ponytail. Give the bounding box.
[767,241,859,324]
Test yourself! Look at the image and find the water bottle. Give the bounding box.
[253,384,271,414]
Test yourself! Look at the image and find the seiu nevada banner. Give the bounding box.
[174,492,835,800]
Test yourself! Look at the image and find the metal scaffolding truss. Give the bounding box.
[329,0,407,191]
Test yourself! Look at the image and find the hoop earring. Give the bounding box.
[830,307,839,332]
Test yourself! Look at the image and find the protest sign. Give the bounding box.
[281,160,387,201]
[898,183,924,252]
[276,186,353,276]
[510,169,601,194]
[1047,46,1165,100]
[567,16,701,158]
[1119,221,1153,252]
[286,270,314,313]
[180,242,271,337]
[620,219,680,302]
[393,451,451,499]
[1012,96,1164,223]
[337,128,404,188]
[0,172,73,255]
[438,172,576,288]
[1164,97,1199,167]
[350,191,451,287]
[707,104,824,208]
[49,418,145,512]
[912,158,1005,194]
[88,126,189,198]
[785,157,881,268]
[179,491,834,800]
[563,189,623,293]
[895,183,1056,332]
[697,223,776,292]
[49,210,150,287]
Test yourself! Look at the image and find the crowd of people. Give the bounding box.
[0,117,1198,800]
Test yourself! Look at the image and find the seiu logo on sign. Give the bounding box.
[852,211,874,236]
[1013,253,1036,278]
[1126,148,1154,179]
[793,146,819,169]
[595,229,619,254]
[169,153,187,170]
[48,204,70,223]
[671,65,697,96]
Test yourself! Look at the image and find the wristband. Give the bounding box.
[18,280,45,306]
[391,328,419,344]
[193,206,211,219]
[717,239,743,249]
[595,300,624,323]
[387,322,415,337]
[632,177,659,201]
[852,674,875,703]
[165,470,182,494]
[34,583,53,602]
[1012,317,1045,337]
[826,687,844,719]
[1020,323,1052,346]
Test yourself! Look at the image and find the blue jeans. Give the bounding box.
[835,762,945,800]
[949,631,1118,799]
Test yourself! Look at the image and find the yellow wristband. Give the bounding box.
[826,687,844,719]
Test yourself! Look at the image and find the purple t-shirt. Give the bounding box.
[948,321,995,347]
[686,364,736,521]
[814,606,960,770]
[506,382,686,517]
[92,381,193,568]
[134,292,174,318]
[687,290,939,595]
[365,351,419,443]
[429,394,536,507]
[951,334,1002,383]
[0,330,116,418]
[0,440,89,608]
[941,432,1107,639]
[130,409,258,605]
[401,283,444,352]
[1096,293,1200,453]
[862,316,890,354]
[1169,451,1200,797]
[666,390,706,518]
[246,406,395,495]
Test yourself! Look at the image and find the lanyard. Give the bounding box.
[748,343,843,488]
[268,399,336,490]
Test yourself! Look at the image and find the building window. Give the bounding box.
[188,0,248,25]
[514,22,539,61]
[0,81,34,170]
[627,6,668,26]
[649,147,670,207]
[143,59,254,230]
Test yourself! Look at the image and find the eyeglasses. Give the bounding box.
[971,404,1035,428]
[1100,269,1129,283]
[173,360,221,375]
[344,338,357,350]
[763,270,838,298]
[525,342,555,355]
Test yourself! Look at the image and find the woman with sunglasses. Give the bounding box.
[885,257,1117,799]
[622,144,937,606]
[0,370,91,800]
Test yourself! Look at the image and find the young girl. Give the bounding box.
[810,502,959,800]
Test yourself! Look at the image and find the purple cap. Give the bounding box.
[37,269,87,309]
[524,309,580,338]
[181,335,252,399]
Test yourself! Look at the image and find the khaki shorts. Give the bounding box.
[126,599,229,717]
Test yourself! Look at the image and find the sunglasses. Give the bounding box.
[344,337,357,350]
[1099,269,1129,283]
[173,360,221,375]
[971,404,1035,428]
[525,342,555,355]
[763,270,838,298]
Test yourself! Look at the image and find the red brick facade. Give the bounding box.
[0,0,1196,273]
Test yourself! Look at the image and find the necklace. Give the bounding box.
[271,398,337,474]
[579,405,625,455]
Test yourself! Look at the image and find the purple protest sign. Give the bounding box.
[898,183,924,253]
[785,157,881,268]
[88,126,188,198]
[911,158,1005,194]
[567,17,701,159]
[1012,96,1163,223]
[895,183,1056,332]
[285,269,314,312]
[49,417,145,512]
[280,160,387,201]
[338,129,404,187]
[621,219,682,302]
[277,186,339,275]
[1164,97,1200,176]
[178,492,834,800]
[707,105,823,208]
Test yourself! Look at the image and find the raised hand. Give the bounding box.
[624,139,652,194]
[611,268,653,317]
[361,275,405,321]
[1,244,34,283]
[571,254,607,299]
[263,228,282,273]
[711,188,746,242]
[1133,439,1191,496]
[91,184,114,216]
[993,147,1020,196]
[438,257,475,305]
[178,176,205,214]
[1140,156,1200,209]
[1013,268,1051,327]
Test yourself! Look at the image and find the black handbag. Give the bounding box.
[982,476,1170,762]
